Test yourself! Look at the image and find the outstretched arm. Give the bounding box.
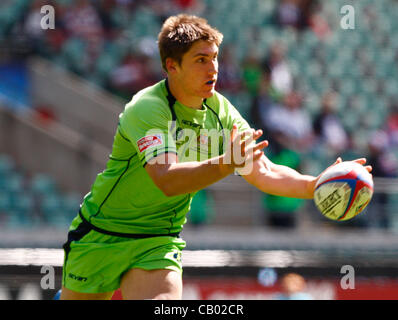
[242,156,371,199]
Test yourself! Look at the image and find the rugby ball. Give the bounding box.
[314,161,373,221]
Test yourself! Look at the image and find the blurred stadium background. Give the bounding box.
[0,0,398,300]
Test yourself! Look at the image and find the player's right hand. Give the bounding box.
[221,124,268,171]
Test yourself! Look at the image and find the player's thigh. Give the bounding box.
[120,268,182,300]
[60,286,114,300]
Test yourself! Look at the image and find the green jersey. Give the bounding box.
[79,79,251,234]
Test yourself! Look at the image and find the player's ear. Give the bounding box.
[165,57,179,74]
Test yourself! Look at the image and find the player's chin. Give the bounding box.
[202,87,216,98]
[203,92,215,99]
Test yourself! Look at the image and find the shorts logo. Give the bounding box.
[137,134,163,152]
[173,252,181,262]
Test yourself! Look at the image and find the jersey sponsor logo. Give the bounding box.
[182,119,202,129]
[137,134,163,152]
[68,273,88,282]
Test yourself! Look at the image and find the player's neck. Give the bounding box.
[167,78,204,110]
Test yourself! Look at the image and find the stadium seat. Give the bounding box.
[30,173,56,195]
[0,154,14,173]
[40,193,75,228]
[110,5,132,30]
[128,7,160,40]
[384,78,398,98]
[62,193,81,220]
[6,173,24,193]
[303,94,321,116]
[0,4,21,36]
[40,194,62,215]
[0,192,11,212]
[10,191,33,211]
[0,153,79,228]
[4,209,27,229]
[46,213,73,229]
[91,43,125,86]
[59,37,87,76]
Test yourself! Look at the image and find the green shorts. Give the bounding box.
[62,215,186,294]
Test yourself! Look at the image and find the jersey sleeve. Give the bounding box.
[119,96,177,166]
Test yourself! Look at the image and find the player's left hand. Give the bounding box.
[309,157,373,197]
[351,158,372,174]
[323,157,372,175]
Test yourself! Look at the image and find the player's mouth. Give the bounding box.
[205,79,216,86]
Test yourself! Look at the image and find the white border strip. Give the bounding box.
[1,248,395,268]
[0,249,297,268]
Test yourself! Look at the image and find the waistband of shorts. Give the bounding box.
[78,210,180,239]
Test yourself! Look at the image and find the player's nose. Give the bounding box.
[208,59,218,75]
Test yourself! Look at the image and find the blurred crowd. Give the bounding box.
[16,0,350,153]
[15,0,331,100]
[14,0,207,97]
[1,0,398,230]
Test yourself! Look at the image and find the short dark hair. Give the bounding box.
[158,14,223,72]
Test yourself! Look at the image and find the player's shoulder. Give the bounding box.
[206,90,232,115]
[207,91,250,131]
[207,90,241,119]
[123,80,170,119]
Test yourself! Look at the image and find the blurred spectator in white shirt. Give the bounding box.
[24,0,48,40]
[62,0,105,73]
[109,51,157,99]
[275,0,303,29]
[63,0,104,40]
[263,91,313,152]
[262,42,293,96]
[313,91,349,156]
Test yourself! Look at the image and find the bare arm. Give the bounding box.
[242,155,372,199]
[241,154,316,199]
[145,153,233,196]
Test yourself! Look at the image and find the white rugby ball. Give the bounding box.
[314,161,374,221]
